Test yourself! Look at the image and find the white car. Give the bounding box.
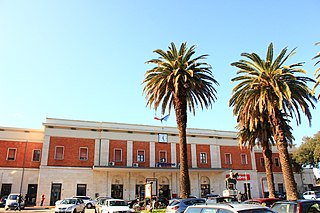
[5,193,25,210]
[55,198,85,213]
[72,196,96,209]
[185,203,275,213]
[303,191,320,200]
[99,199,130,213]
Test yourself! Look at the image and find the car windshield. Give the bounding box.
[61,199,77,204]
[184,199,206,205]
[271,203,297,213]
[8,195,18,200]
[75,196,90,200]
[109,201,127,206]
[316,192,320,197]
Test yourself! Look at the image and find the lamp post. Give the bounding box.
[19,140,28,202]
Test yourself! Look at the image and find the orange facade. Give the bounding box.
[220,145,253,170]
[47,136,95,167]
[0,140,42,168]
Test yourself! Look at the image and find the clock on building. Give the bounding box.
[158,133,168,142]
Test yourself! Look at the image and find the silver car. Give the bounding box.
[55,198,85,213]
[185,203,275,213]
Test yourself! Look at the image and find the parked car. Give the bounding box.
[184,203,275,213]
[98,198,130,213]
[54,197,85,213]
[303,191,320,200]
[166,198,206,213]
[271,200,320,213]
[0,195,8,207]
[72,196,96,209]
[243,198,282,207]
[206,196,238,204]
[95,197,113,213]
[5,193,25,210]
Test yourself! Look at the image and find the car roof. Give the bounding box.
[274,199,320,204]
[187,203,269,211]
[106,199,126,201]
[246,198,281,202]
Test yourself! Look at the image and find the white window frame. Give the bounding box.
[225,153,232,164]
[54,146,64,160]
[137,150,145,162]
[200,152,207,164]
[159,150,167,163]
[114,149,122,162]
[32,149,41,162]
[240,153,248,165]
[79,147,88,161]
[7,148,17,161]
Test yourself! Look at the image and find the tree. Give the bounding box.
[230,43,317,200]
[143,42,219,198]
[312,42,320,99]
[293,131,320,168]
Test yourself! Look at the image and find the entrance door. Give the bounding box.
[27,184,38,206]
[50,183,62,206]
[0,184,12,197]
[135,184,145,200]
[111,184,123,199]
[159,185,170,199]
[200,184,210,198]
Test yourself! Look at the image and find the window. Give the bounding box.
[200,152,207,164]
[274,157,280,167]
[137,150,145,162]
[114,149,122,162]
[159,151,167,163]
[55,146,64,160]
[225,153,232,164]
[32,149,41,162]
[76,184,86,196]
[240,153,248,165]
[260,157,265,167]
[7,148,16,161]
[79,147,88,160]
[278,183,284,193]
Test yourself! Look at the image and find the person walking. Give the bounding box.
[17,194,22,211]
[40,194,45,206]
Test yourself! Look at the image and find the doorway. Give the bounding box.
[50,183,62,206]
[111,184,123,199]
[27,184,37,206]
[0,184,12,197]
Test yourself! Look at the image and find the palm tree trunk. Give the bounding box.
[262,147,276,198]
[272,111,298,200]
[174,95,190,198]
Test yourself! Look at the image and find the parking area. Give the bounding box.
[0,208,96,213]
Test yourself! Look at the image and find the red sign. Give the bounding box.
[226,174,250,181]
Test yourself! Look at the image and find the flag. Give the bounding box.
[154,114,170,123]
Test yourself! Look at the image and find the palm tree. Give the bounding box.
[312,42,320,99]
[143,42,219,198]
[230,43,316,200]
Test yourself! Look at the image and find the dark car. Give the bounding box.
[166,198,206,213]
[0,195,8,207]
[244,198,282,207]
[271,199,320,213]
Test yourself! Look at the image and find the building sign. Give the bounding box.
[226,173,250,181]
[146,178,157,196]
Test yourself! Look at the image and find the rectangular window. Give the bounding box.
[241,153,248,165]
[225,153,232,164]
[79,147,88,161]
[137,150,145,162]
[159,151,167,163]
[55,146,64,160]
[278,183,284,193]
[114,149,122,162]
[7,148,16,161]
[260,157,265,167]
[200,152,207,164]
[32,149,41,162]
[77,184,87,196]
[274,157,280,167]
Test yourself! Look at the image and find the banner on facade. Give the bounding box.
[226,173,250,181]
[146,178,158,196]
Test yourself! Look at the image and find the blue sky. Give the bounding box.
[0,0,320,147]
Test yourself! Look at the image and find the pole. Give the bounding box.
[19,140,28,206]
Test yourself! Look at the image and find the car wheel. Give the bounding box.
[86,203,93,209]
